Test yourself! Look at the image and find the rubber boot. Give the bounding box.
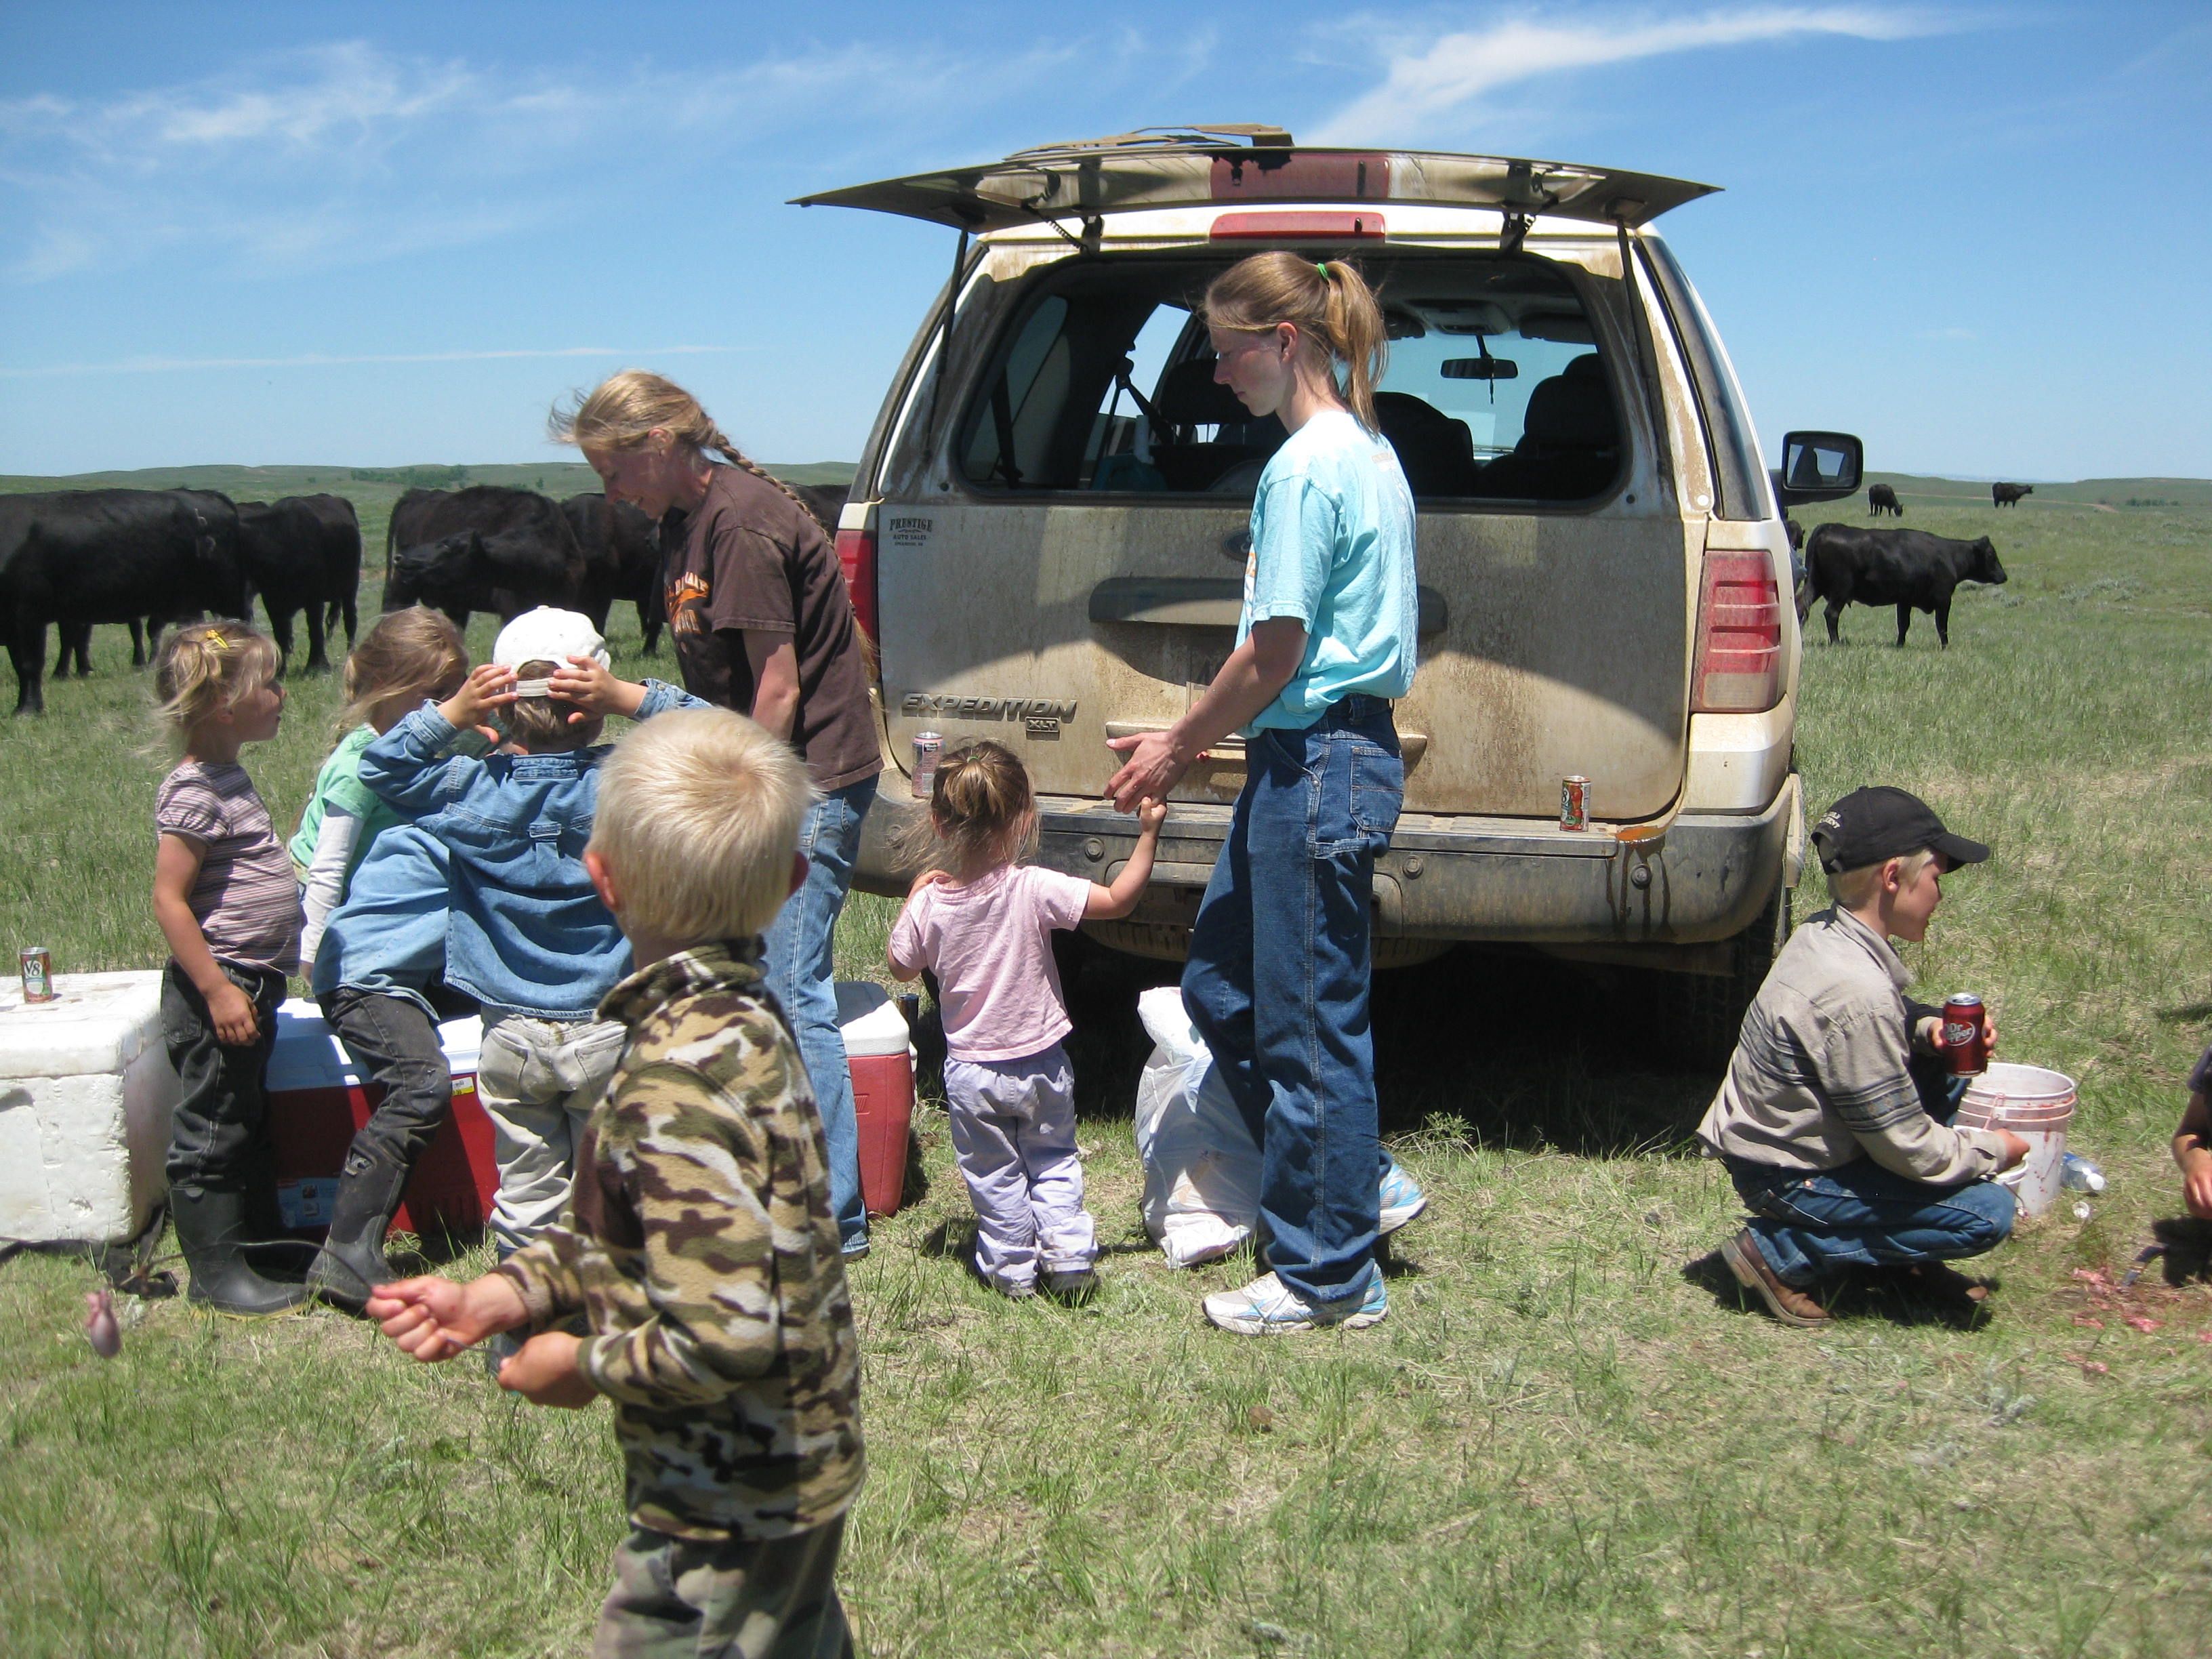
[170,1187,310,1317]
[305,1150,411,1313]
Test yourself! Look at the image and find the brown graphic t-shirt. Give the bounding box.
[665,467,882,792]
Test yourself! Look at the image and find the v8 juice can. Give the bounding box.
[20,946,56,1004]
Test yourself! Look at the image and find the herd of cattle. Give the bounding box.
[0,469,2024,714]
[0,480,849,715]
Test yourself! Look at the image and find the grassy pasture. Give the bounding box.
[1,480,2209,1657]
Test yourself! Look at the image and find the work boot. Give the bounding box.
[170,1187,310,1317]
[306,1150,411,1313]
[1719,1229,1831,1328]
[1891,1260,1990,1305]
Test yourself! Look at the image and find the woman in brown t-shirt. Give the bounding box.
[554,371,882,1256]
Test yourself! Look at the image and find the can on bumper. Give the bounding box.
[20,946,56,1004]
[1559,775,1590,832]
[911,731,943,800]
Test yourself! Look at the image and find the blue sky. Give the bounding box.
[1,2,2206,480]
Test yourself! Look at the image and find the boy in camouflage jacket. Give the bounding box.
[369,709,864,1659]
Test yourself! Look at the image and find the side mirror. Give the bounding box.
[1772,431,1863,508]
[1441,358,1519,380]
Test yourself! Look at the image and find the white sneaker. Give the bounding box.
[1203,1271,1388,1335]
[1377,1160,1429,1236]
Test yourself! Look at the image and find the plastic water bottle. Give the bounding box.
[2060,1152,2106,1193]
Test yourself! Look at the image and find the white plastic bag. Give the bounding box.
[1132,986,1263,1268]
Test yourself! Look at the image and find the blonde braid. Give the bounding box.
[708,427,834,533]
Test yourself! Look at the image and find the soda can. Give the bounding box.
[1941,993,1988,1076]
[1559,775,1590,832]
[20,945,56,1004]
[911,731,943,800]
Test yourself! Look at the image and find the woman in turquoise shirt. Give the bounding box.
[1107,251,1420,1334]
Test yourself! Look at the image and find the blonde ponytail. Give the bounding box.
[1203,252,1389,432]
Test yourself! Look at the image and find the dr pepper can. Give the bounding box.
[1941,993,1988,1077]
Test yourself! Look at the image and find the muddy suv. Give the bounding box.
[800,127,1861,1052]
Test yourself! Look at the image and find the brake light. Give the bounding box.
[1690,550,1783,713]
[1210,211,1386,241]
[835,527,878,651]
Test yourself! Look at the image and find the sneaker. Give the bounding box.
[1377,1160,1429,1236]
[1718,1229,1831,1328]
[1203,1271,1387,1335]
[1043,1267,1098,1305]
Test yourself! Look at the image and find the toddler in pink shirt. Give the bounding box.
[890,742,1164,1298]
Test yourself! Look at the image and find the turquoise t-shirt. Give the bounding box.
[289,724,406,878]
[1238,408,1418,733]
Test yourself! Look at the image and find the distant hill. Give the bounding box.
[1864,472,2212,510]
[0,459,857,495]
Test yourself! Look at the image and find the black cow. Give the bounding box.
[382,487,585,630]
[792,483,849,537]
[561,493,665,651]
[1992,482,2032,508]
[2,489,245,714]
[385,528,588,629]
[1798,524,2008,649]
[234,494,363,674]
[1866,483,1904,516]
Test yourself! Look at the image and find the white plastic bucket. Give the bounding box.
[1954,1062,2076,1218]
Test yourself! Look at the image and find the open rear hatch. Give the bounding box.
[795,126,1714,232]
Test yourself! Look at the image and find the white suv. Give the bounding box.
[800,127,1861,1054]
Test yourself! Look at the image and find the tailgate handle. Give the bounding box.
[1089,577,1449,635]
[1103,720,1428,771]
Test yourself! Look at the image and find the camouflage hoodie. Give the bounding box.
[496,939,865,1542]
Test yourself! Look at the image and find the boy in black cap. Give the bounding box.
[1696,786,2030,1326]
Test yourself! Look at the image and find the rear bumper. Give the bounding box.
[855,774,1800,949]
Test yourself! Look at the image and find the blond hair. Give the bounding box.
[337,605,467,737]
[590,708,815,945]
[548,369,823,525]
[152,619,280,741]
[897,741,1035,881]
[1203,252,1390,432]
[1827,847,1941,909]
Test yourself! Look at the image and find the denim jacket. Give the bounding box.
[308,821,450,1017]
[358,680,707,1021]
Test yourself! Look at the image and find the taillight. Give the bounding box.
[1691,550,1782,712]
[835,527,878,653]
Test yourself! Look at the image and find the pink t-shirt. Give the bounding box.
[888,864,1092,1062]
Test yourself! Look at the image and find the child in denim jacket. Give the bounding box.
[359,609,708,1275]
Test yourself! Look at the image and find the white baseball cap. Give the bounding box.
[491,607,610,697]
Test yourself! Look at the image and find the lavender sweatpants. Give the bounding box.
[944,1044,1097,1291]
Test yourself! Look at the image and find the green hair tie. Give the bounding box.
[1315,261,1330,279]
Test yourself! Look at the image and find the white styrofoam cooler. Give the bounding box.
[0,969,181,1245]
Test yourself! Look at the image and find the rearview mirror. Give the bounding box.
[1773,430,1863,508]
[1441,358,1519,380]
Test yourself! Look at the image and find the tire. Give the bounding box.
[1671,876,1793,1069]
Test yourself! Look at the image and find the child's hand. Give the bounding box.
[207,979,260,1046]
[1136,797,1168,834]
[908,868,954,895]
[441,663,518,742]
[497,1332,597,1407]
[2187,1164,2212,1221]
[545,655,644,722]
[367,1273,525,1362]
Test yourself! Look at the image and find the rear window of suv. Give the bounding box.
[956,253,1622,505]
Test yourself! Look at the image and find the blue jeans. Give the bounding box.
[765,777,874,1254]
[1727,1157,2016,1286]
[1183,697,1403,1305]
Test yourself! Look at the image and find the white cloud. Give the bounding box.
[1311,6,1952,145]
[0,344,745,379]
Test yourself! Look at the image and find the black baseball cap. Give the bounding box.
[1811,786,1989,874]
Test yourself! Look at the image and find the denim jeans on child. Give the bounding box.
[161,961,289,1194]
[943,1045,1096,1292]
[319,985,452,1170]
[476,1013,628,1258]
[1181,696,1404,1307]
[764,779,873,1256]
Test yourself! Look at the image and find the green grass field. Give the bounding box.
[2,478,2209,1657]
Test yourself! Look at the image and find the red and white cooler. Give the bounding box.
[837,981,914,1218]
[264,1000,498,1237]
